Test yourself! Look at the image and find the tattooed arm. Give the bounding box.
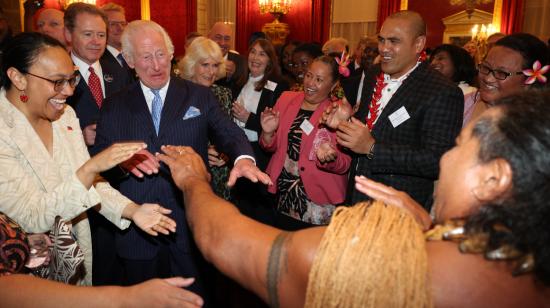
[157,146,325,308]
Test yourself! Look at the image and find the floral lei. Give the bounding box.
[365,72,386,130]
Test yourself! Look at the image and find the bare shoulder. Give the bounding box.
[276,226,326,308]
[427,241,550,308]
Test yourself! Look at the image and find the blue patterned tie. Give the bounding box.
[151,89,162,134]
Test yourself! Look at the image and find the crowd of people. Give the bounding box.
[0,3,549,307]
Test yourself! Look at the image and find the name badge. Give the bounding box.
[388,106,410,128]
[300,119,314,135]
[265,80,277,91]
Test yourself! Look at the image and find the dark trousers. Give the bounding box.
[119,244,211,306]
[88,209,123,286]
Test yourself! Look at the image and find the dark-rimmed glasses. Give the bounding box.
[26,72,81,92]
[478,63,524,81]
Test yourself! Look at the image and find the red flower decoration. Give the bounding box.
[335,51,351,77]
[67,126,73,131]
[523,60,549,85]
[418,50,427,62]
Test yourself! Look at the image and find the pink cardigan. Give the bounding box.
[260,91,351,205]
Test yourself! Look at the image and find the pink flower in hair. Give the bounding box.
[335,51,351,77]
[523,60,549,85]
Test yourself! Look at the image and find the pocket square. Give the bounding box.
[183,106,201,120]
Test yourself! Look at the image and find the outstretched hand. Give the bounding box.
[156,145,211,191]
[227,158,272,187]
[120,149,160,178]
[87,142,148,174]
[126,277,204,307]
[131,203,177,236]
[354,176,432,231]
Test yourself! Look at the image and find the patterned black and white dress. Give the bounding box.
[276,109,336,225]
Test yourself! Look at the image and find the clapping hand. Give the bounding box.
[260,107,280,134]
[316,142,338,163]
[232,100,250,123]
[320,97,353,129]
[336,117,375,154]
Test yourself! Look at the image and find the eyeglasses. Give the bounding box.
[109,21,128,28]
[477,63,524,81]
[26,72,81,92]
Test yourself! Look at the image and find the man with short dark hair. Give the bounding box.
[334,11,463,209]
[64,2,131,147]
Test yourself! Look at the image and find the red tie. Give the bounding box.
[88,66,103,108]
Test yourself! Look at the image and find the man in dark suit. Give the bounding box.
[342,36,379,108]
[63,3,133,286]
[100,3,135,82]
[209,22,246,98]
[334,11,463,210]
[64,3,131,147]
[93,20,270,300]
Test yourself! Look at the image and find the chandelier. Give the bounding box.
[259,0,292,20]
[449,0,493,18]
[258,0,292,45]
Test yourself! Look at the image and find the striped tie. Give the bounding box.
[88,67,103,108]
[151,89,162,134]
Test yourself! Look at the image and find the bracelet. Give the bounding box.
[366,142,375,160]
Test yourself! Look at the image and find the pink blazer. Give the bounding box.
[260,91,351,205]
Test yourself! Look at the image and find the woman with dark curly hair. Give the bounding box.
[157,90,550,307]
[430,44,477,126]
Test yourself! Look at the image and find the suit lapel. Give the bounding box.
[372,63,426,135]
[158,79,191,137]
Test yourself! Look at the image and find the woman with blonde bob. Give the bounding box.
[177,37,233,200]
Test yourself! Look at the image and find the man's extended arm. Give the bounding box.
[157,146,324,308]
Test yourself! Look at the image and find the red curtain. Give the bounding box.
[376,0,401,32]
[311,0,331,44]
[500,0,525,34]
[150,0,196,57]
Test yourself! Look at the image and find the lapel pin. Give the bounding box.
[104,74,114,83]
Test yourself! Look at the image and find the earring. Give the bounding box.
[19,91,29,103]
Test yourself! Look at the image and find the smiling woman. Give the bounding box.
[469,33,550,125]
[0,32,177,285]
[259,55,351,229]
[178,37,234,200]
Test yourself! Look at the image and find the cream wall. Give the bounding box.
[331,0,378,51]
[332,0,378,22]
[523,0,550,42]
